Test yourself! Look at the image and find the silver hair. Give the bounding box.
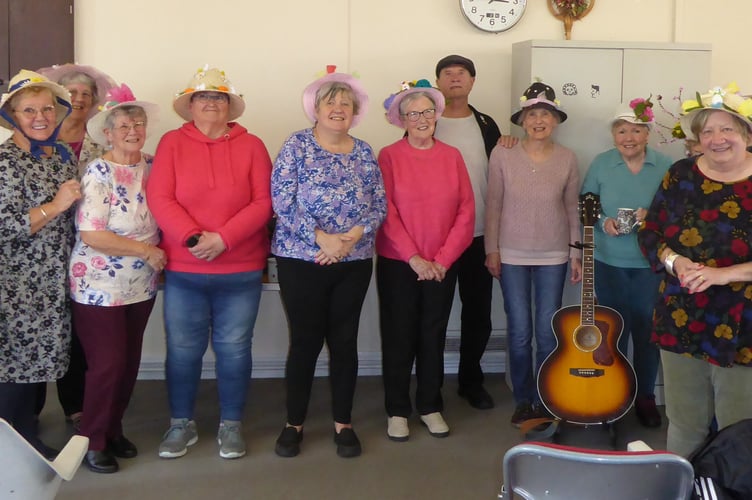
[58,71,99,102]
[103,105,147,130]
[398,91,437,116]
[314,82,360,116]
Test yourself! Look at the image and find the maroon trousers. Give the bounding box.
[73,298,155,451]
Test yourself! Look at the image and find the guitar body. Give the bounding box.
[538,303,636,424]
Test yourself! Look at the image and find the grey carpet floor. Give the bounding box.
[40,374,667,500]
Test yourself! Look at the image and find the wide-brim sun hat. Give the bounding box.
[302,65,369,128]
[87,83,159,146]
[173,65,245,122]
[0,69,72,130]
[37,63,117,119]
[383,79,445,128]
[510,80,567,125]
[678,82,752,141]
[611,96,655,129]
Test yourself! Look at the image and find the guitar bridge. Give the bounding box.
[569,368,605,378]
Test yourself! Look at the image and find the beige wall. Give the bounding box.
[73,0,750,158]
[46,0,752,378]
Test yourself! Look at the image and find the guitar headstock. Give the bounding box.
[579,192,601,227]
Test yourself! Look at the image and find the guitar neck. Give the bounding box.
[581,225,595,326]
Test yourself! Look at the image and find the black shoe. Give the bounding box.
[531,401,553,419]
[510,402,534,428]
[107,435,138,458]
[84,450,119,474]
[334,428,362,458]
[635,395,662,428]
[34,441,60,461]
[275,426,303,458]
[458,386,495,410]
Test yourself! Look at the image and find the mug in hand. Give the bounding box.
[615,208,640,235]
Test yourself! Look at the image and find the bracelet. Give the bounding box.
[39,205,48,219]
[664,252,680,276]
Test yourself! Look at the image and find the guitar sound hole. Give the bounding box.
[573,325,602,352]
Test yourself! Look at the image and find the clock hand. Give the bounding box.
[488,0,510,3]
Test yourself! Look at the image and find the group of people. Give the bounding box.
[0,54,750,478]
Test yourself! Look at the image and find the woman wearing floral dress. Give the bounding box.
[271,67,386,459]
[0,70,80,459]
[70,84,165,473]
[638,83,752,457]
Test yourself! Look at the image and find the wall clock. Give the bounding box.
[459,0,527,33]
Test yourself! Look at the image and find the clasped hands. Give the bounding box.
[188,231,227,262]
[660,247,714,294]
[409,255,447,282]
[314,227,364,266]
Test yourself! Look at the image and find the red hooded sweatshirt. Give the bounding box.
[147,121,272,274]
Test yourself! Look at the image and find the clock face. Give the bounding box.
[459,0,527,33]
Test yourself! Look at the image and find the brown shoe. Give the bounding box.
[635,395,662,428]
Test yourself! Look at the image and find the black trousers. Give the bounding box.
[277,257,373,426]
[376,256,458,417]
[35,325,86,417]
[456,236,493,390]
[0,382,45,452]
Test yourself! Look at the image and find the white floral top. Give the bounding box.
[69,155,160,306]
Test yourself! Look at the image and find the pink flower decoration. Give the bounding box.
[71,262,88,277]
[107,83,137,105]
[91,256,107,270]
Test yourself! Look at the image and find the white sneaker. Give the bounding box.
[420,412,449,438]
[387,416,409,442]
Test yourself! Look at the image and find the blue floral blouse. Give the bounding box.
[271,128,386,262]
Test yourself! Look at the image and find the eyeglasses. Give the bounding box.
[14,105,56,119]
[192,92,229,103]
[113,122,146,134]
[401,108,436,122]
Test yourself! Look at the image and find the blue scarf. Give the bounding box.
[0,95,73,162]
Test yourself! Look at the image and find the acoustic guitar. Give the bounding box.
[537,192,637,424]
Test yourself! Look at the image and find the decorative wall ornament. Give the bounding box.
[547,0,595,40]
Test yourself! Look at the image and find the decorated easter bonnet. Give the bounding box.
[383,79,445,128]
[0,69,73,160]
[302,65,369,128]
[511,80,567,125]
[0,69,72,130]
[87,83,159,146]
[677,82,752,141]
[612,96,655,128]
[173,65,245,122]
[37,63,117,119]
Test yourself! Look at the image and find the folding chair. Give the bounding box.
[0,418,89,499]
[499,441,695,500]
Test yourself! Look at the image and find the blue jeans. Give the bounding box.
[594,260,661,397]
[163,270,262,421]
[500,263,567,404]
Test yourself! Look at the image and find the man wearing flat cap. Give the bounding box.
[434,54,501,410]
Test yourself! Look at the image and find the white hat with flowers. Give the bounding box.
[678,82,752,140]
[173,65,245,122]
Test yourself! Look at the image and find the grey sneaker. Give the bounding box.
[158,418,198,458]
[217,420,246,459]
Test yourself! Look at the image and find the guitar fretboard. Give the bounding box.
[581,226,595,326]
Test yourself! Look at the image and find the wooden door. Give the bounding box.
[0,0,73,92]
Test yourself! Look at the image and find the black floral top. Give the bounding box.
[638,157,752,368]
[0,140,77,382]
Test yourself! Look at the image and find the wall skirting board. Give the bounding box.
[136,350,508,381]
